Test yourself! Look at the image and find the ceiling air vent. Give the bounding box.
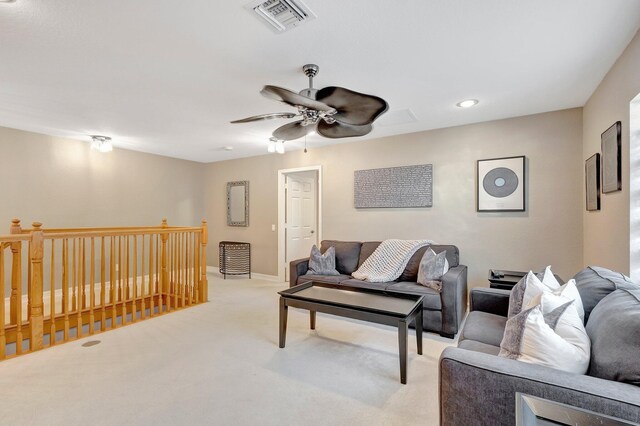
[245,0,316,33]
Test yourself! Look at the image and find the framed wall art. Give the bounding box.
[477,155,525,212]
[601,121,622,193]
[585,153,601,211]
[354,164,433,208]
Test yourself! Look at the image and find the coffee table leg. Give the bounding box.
[416,309,423,355]
[310,310,316,330]
[399,319,408,384]
[279,297,288,348]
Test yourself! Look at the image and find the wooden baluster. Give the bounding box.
[50,240,56,346]
[0,246,6,359]
[71,239,77,313]
[177,233,182,309]
[27,240,31,328]
[89,237,95,334]
[81,238,86,310]
[122,236,128,325]
[132,235,137,322]
[182,233,191,307]
[62,239,69,341]
[140,234,145,320]
[111,236,117,328]
[29,222,45,351]
[156,233,160,313]
[76,238,83,338]
[100,237,106,331]
[201,220,208,303]
[10,220,23,353]
[148,234,155,317]
[172,233,177,311]
[160,219,168,314]
[193,233,199,305]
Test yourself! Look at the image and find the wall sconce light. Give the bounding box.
[90,135,113,153]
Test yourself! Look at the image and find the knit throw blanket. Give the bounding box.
[352,239,433,283]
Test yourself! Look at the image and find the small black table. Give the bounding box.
[278,281,424,384]
[488,270,526,290]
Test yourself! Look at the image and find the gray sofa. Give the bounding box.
[439,267,640,425]
[289,240,467,338]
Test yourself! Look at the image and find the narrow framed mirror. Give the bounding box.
[227,181,249,226]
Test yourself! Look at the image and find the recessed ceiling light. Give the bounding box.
[456,99,479,108]
[223,146,234,151]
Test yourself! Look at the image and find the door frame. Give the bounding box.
[277,165,323,282]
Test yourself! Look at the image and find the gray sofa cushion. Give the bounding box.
[458,339,501,356]
[339,278,394,291]
[297,274,352,285]
[387,281,442,310]
[586,288,640,386]
[358,241,381,268]
[459,311,506,347]
[320,240,362,275]
[573,266,636,322]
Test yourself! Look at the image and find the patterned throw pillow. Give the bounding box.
[498,300,590,374]
[306,245,340,276]
[417,248,449,292]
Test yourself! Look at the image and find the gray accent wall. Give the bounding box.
[205,108,584,286]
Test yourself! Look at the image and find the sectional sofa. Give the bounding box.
[439,266,640,425]
[289,240,468,338]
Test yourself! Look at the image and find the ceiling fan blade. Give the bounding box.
[261,85,334,112]
[272,120,315,141]
[230,112,298,123]
[315,86,388,126]
[316,120,372,139]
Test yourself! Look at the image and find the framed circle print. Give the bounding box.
[477,155,526,212]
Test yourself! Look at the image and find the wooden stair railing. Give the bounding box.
[0,219,208,359]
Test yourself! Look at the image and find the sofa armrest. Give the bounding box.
[470,288,511,316]
[440,265,468,337]
[439,347,640,426]
[289,258,309,288]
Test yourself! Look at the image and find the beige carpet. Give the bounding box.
[0,275,455,425]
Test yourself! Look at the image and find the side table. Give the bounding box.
[488,269,526,290]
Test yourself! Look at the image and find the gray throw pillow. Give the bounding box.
[585,288,640,385]
[417,248,449,292]
[306,245,340,276]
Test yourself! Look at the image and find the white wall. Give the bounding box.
[205,108,584,286]
[583,29,640,276]
[0,126,206,230]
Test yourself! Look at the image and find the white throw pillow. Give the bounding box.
[528,292,590,357]
[507,272,551,318]
[498,304,590,374]
[541,265,561,289]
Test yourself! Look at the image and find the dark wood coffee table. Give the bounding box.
[278,281,424,384]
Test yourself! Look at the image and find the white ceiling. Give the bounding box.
[1,1,639,163]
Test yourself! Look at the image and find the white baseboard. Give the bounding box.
[206,266,281,282]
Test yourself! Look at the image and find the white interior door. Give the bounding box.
[285,172,317,281]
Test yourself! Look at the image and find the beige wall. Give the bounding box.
[0,126,206,230]
[582,30,640,275]
[205,108,584,287]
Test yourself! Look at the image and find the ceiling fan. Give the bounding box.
[230,64,389,141]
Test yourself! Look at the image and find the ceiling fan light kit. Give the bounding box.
[232,64,389,143]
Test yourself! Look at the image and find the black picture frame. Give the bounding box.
[601,121,622,193]
[585,153,601,211]
[477,155,526,212]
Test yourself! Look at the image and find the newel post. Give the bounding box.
[200,220,208,302]
[29,222,44,350]
[160,218,169,310]
[9,219,21,324]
